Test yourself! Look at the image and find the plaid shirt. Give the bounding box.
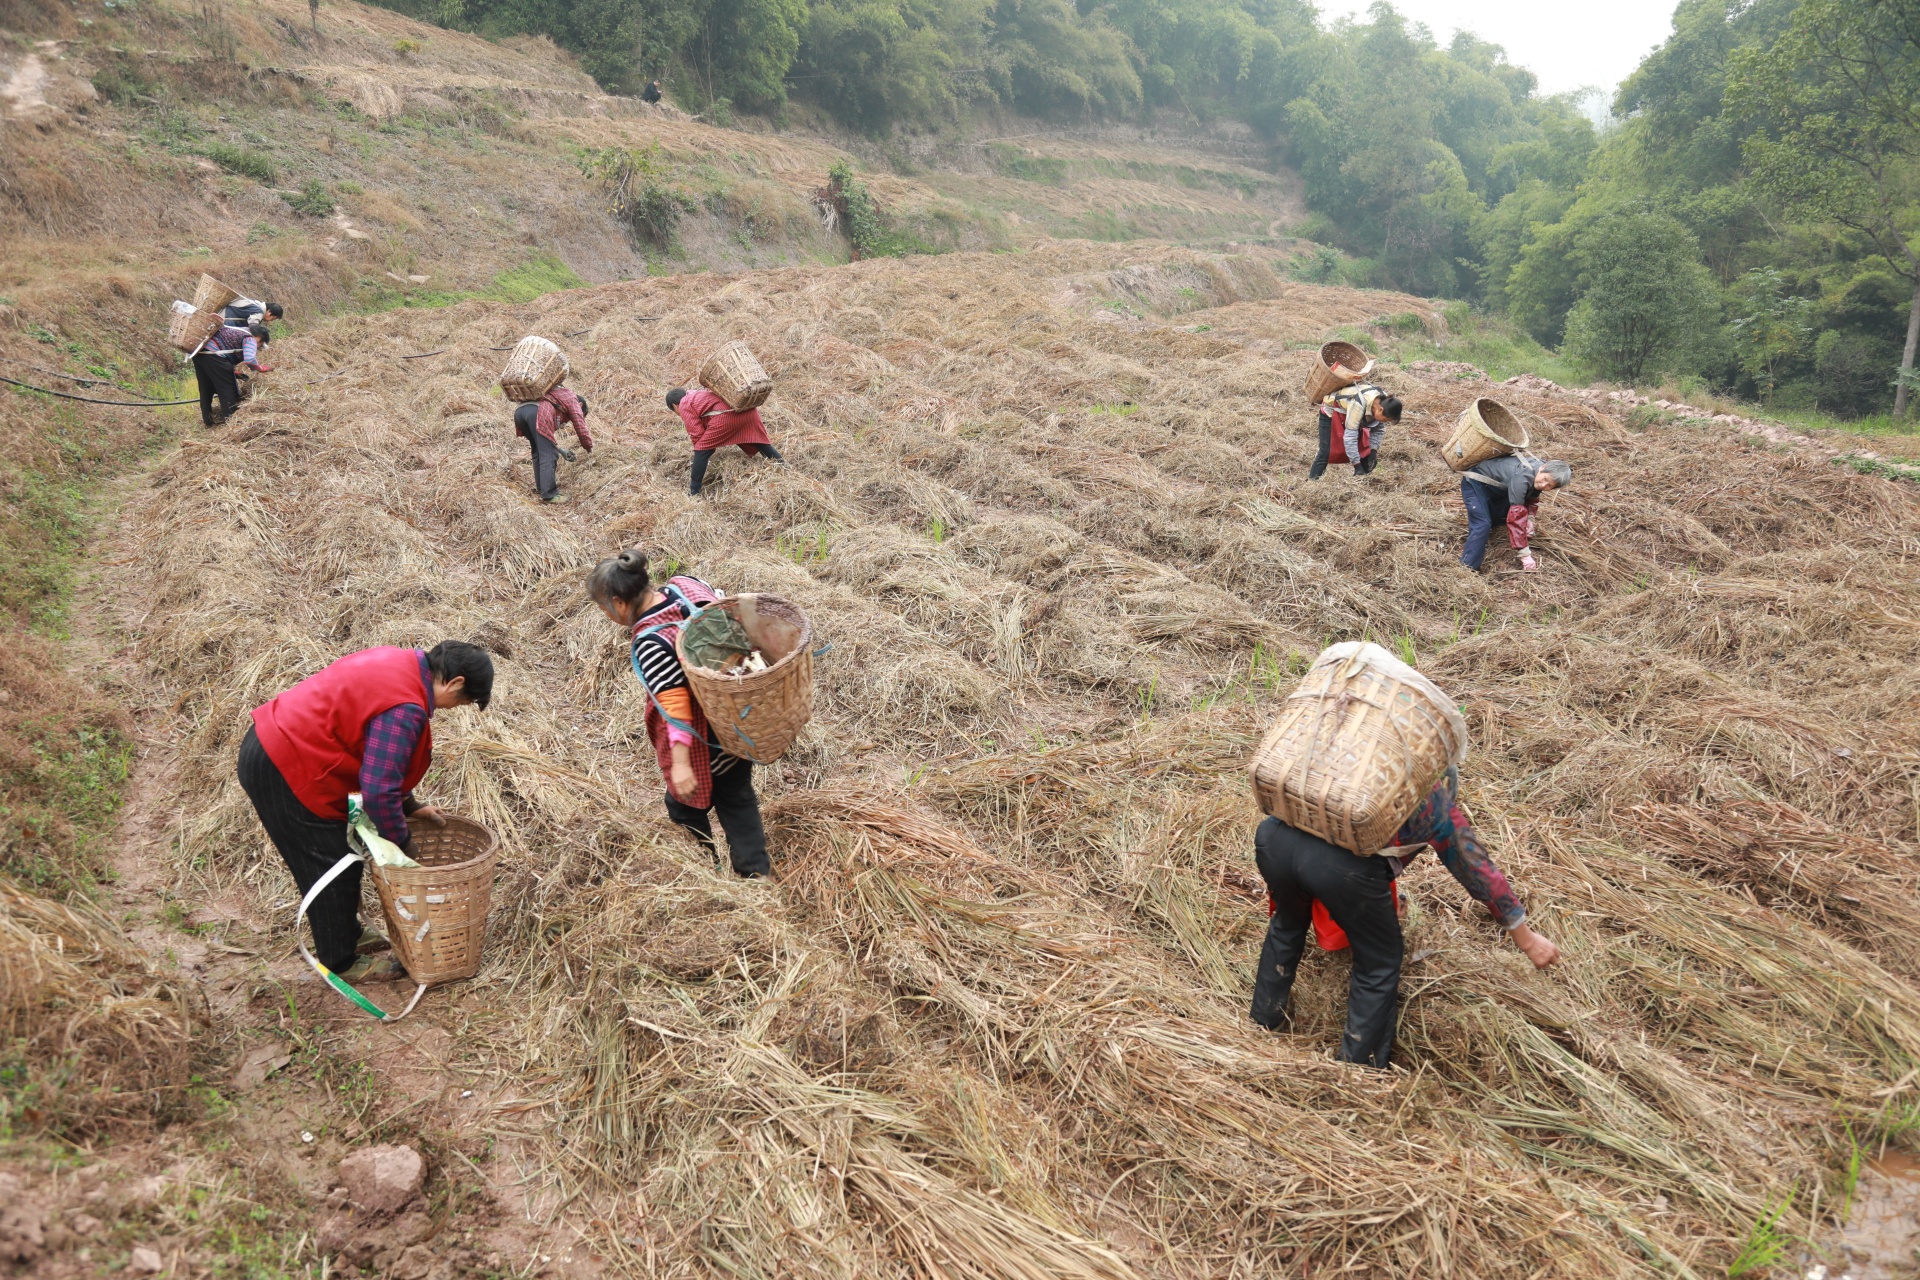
[1389,778,1527,928]
[533,386,592,448]
[358,652,434,847]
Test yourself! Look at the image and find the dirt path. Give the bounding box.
[60,462,603,1280]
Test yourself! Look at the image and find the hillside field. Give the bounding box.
[3,0,1920,1276]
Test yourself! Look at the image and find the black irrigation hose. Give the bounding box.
[399,349,448,360]
[0,374,197,407]
[0,356,133,391]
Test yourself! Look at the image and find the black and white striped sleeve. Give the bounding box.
[632,633,687,693]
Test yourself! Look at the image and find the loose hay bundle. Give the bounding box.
[1443,397,1529,471]
[167,300,223,353]
[697,339,773,410]
[679,593,813,762]
[1305,340,1373,403]
[500,335,568,402]
[1249,642,1467,853]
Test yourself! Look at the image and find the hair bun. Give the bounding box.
[616,548,646,570]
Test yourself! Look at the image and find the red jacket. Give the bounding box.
[675,388,771,452]
[251,647,434,820]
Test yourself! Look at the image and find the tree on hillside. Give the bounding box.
[1729,266,1814,402]
[1561,212,1722,383]
[1729,0,1920,414]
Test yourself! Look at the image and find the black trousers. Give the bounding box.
[193,353,242,426]
[514,404,560,499]
[1308,411,1378,479]
[689,443,781,496]
[665,761,771,877]
[1250,816,1404,1067]
[237,726,364,972]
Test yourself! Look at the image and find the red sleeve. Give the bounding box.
[556,388,592,450]
[1506,503,1531,550]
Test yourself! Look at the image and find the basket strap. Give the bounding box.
[296,848,427,1022]
[630,609,727,752]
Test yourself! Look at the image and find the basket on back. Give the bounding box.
[370,815,500,985]
[678,593,813,763]
[697,340,773,411]
[1442,398,1529,472]
[167,300,224,353]
[1306,341,1374,404]
[192,273,240,314]
[1249,642,1468,855]
[500,336,568,402]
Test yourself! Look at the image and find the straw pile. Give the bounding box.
[115,240,1920,1276]
[0,879,202,1133]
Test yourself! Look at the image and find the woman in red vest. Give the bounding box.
[586,548,771,877]
[238,642,494,983]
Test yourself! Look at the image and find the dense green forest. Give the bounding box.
[383,0,1920,418]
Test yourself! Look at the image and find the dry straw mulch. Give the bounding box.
[113,240,1920,1276]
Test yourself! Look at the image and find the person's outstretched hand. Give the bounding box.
[411,804,449,827]
[254,362,275,374]
[1510,923,1560,968]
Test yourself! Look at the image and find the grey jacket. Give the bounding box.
[1463,453,1541,506]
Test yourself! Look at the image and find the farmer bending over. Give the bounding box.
[195,323,271,428]
[513,382,592,504]
[1460,455,1572,573]
[1250,769,1559,1067]
[223,298,285,329]
[1310,383,1401,479]
[667,387,782,497]
[238,641,494,984]
[587,548,771,877]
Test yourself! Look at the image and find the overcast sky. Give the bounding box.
[1318,0,1681,103]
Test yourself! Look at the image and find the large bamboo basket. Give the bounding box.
[1305,341,1374,404]
[167,301,224,353]
[371,816,499,985]
[679,593,814,763]
[1249,642,1468,855]
[500,336,568,403]
[697,340,773,411]
[1442,398,1529,472]
[192,273,239,314]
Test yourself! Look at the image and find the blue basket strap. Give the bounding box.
[629,611,726,752]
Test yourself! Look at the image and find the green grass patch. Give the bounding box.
[200,141,276,184]
[283,180,336,217]
[483,254,586,302]
[985,144,1069,187]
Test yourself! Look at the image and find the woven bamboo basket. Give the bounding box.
[370,815,499,985]
[1305,341,1374,404]
[1249,642,1468,855]
[1442,398,1529,472]
[679,593,814,763]
[167,301,224,353]
[191,273,239,313]
[500,336,568,402]
[697,340,773,411]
